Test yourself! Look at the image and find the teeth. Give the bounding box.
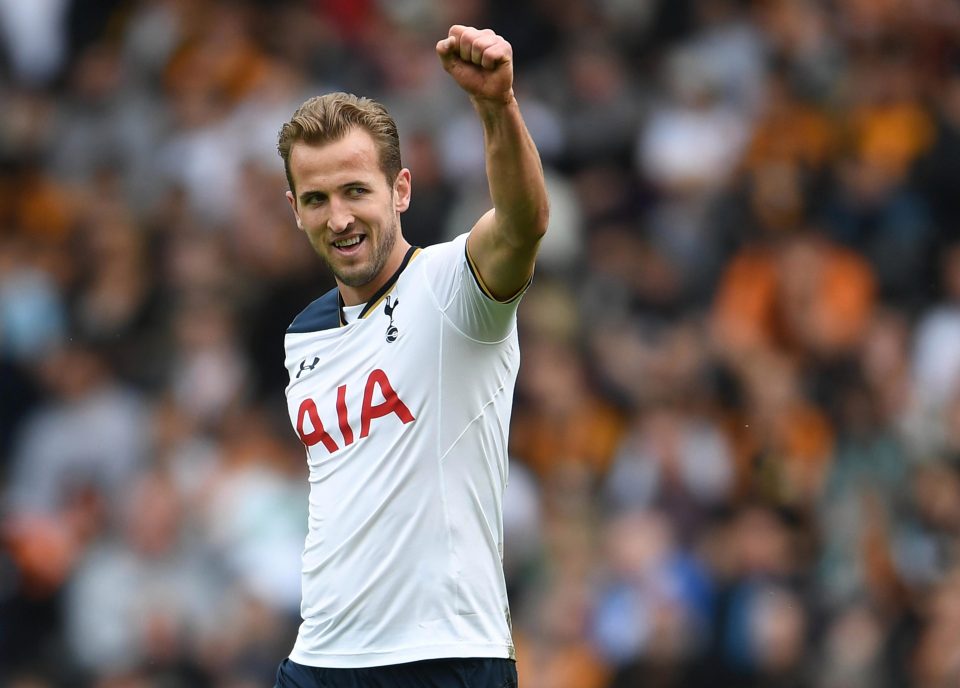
[334,236,362,248]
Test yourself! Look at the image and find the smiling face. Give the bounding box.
[286,127,411,305]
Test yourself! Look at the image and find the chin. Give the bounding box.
[335,265,378,288]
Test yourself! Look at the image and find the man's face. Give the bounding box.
[286,127,410,303]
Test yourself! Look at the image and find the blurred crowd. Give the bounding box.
[2,0,960,686]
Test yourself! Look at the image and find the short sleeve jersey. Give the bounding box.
[283,233,523,668]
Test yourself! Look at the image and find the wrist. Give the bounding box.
[470,91,518,124]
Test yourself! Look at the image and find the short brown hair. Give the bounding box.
[277,92,402,194]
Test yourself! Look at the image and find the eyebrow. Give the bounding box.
[298,181,370,204]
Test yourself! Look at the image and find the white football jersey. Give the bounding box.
[283,233,524,668]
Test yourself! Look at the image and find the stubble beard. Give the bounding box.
[329,216,398,289]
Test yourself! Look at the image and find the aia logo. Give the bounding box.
[295,368,414,454]
[383,295,399,342]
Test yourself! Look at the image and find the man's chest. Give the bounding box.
[284,289,438,459]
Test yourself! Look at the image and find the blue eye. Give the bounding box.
[348,187,368,197]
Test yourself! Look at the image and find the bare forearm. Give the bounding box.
[473,95,549,247]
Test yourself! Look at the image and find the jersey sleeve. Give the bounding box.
[422,233,529,343]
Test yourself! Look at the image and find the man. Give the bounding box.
[273,25,549,688]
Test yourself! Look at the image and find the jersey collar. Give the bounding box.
[337,245,421,326]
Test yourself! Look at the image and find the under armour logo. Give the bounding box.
[384,295,399,343]
[297,356,320,378]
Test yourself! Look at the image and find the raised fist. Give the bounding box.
[436,25,514,104]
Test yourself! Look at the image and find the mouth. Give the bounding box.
[332,235,366,254]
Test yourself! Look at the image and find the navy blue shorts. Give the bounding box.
[274,656,518,688]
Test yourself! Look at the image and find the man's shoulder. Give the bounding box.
[425,233,468,254]
[287,287,341,334]
[416,234,468,268]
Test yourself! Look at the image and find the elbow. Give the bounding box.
[497,195,549,247]
[531,196,550,240]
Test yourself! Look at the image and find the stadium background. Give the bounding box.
[2,0,960,686]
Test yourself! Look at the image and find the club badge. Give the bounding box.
[384,295,400,342]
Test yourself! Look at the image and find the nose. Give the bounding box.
[327,199,354,233]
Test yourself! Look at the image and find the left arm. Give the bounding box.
[437,26,550,301]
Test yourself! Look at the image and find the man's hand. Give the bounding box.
[436,25,514,104]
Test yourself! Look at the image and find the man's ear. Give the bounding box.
[394,169,411,213]
[286,190,304,230]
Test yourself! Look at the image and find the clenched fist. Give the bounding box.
[436,25,514,104]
